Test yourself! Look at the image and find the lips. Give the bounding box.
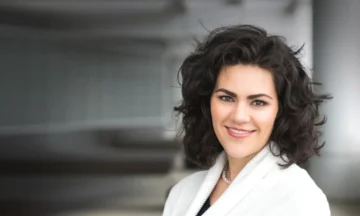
[226,126,255,138]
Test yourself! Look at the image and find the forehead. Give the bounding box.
[215,64,276,95]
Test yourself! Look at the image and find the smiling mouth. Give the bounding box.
[225,126,255,138]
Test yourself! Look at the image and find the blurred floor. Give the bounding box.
[330,202,360,216]
[1,171,359,216]
[44,203,360,216]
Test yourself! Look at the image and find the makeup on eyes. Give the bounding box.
[217,95,269,106]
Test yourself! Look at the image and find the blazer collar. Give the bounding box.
[184,151,226,216]
[185,142,280,216]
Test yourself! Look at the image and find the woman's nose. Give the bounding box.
[231,103,251,123]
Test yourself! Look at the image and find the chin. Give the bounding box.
[222,143,257,160]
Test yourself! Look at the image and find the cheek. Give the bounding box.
[254,110,278,131]
[210,99,227,123]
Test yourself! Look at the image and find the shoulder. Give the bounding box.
[162,170,207,216]
[274,164,330,215]
[284,164,326,196]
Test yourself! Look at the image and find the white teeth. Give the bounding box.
[229,128,251,134]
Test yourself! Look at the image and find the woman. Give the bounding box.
[163,24,332,216]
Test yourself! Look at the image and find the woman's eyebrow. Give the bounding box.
[214,89,273,100]
[248,94,273,100]
[214,88,237,97]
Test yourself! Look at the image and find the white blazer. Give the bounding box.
[162,143,331,216]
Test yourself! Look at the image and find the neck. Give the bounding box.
[224,144,270,181]
[226,154,255,181]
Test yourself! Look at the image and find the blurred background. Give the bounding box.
[0,0,359,215]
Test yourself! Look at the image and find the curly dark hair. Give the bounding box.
[174,24,332,168]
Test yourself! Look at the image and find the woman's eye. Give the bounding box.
[219,96,233,102]
[252,100,267,106]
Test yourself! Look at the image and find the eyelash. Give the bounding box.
[252,100,267,106]
[218,96,268,106]
[218,95,233,102]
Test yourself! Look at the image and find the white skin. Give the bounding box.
[209,64,279,204]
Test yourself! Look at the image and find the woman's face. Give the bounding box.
[210,64,278,161]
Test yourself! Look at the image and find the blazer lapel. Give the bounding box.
[184,152,227,216]
[203,144,279,216]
